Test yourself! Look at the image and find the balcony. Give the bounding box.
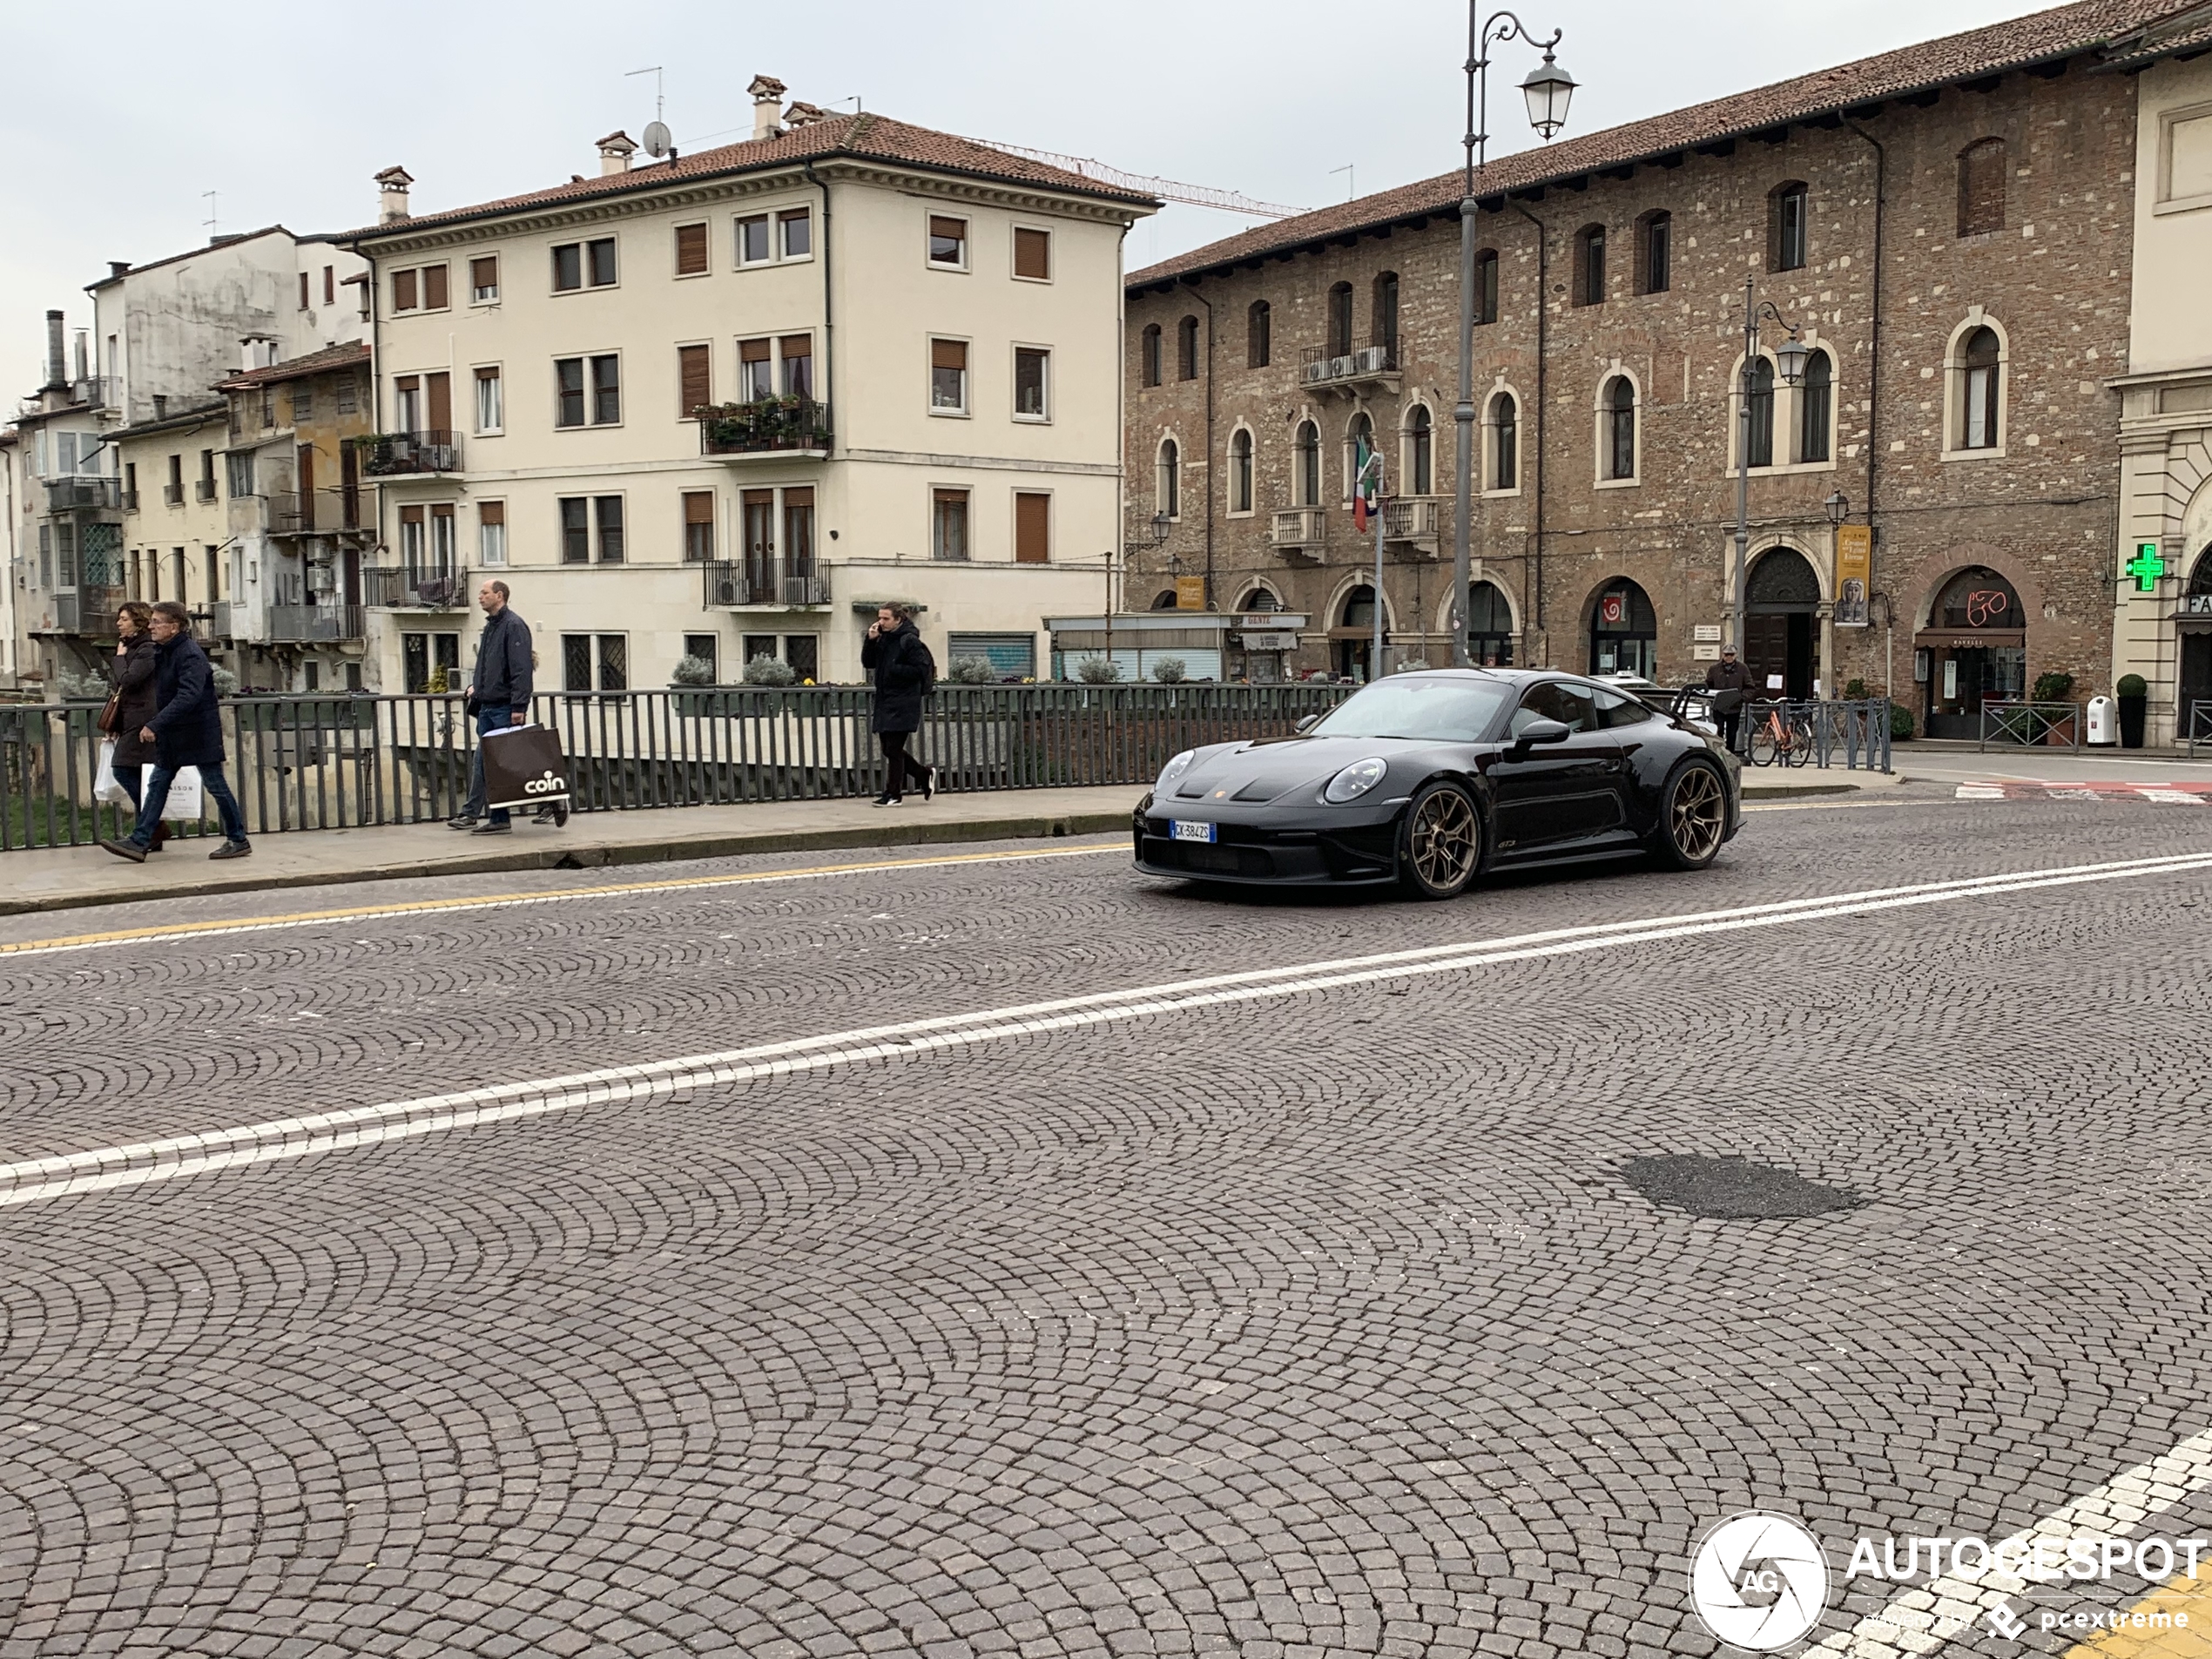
[206,601,239,639]
[1269,507,1326,563]
[365,565,470,609]
[270,489,372,536]
[164,482,184,506]
[703,560,831,608]
[122,489,140,511]
[1299,344,1401,395]
[45,475,122,512]
[266,604,364,643]
[353,429,460,476]
[1384,496,1444,558]
[196,477,218,502]
[698,398,832,461]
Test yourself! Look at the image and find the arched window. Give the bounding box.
[1575,224,1607,307]
[1467,580,1514,666]
[1295,420,1320,506]
[1157,437,1180,518]
[1474,249,1500,326]
[1177,314,1199,381]
[1488,391,1519,491]
[1603,376,1636,481]
[1337,584,1380,679]
[1341,584,1377,626]
[1770,182,1810,272]
[1239,587,1281,612]
[1151,588,1180,610]
[1372,272,1399,358]
[1960,327,2001,449]
[1406,405,1433,496]
[1797,348,1833,463]
[1959,138,2006,237]
[1140,324,1162,388]
[1588,577,1658,679]
[1327,283,1353,357]
[1745,356,1777,469]
[1638,211,1672,294]
[1247,300,1271,368]
[1229,428,1254,513]
[1345,413,1375,499]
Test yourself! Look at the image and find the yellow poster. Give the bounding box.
[1175,577,1206,610]
[1834,525,1871,626]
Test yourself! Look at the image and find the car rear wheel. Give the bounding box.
[1651,760,1729,870]
[1396,780,1482,900]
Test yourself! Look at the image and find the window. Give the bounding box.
[1771,184,1809,272]
[1474,249,1500,326]
[393,268,418,313]
[678,344,711,418]
[595,496,624,563]
[393,374,421,432]
[1959,138,2006,237]
[1014,226,1051,280]
[588,239,617,286]
[1488,392,1518,492]
[559,496,590,563]
[335,376,356,415]
[1798,349,1833,463]
[555,358,585,428]
[1745,357,1777,469]
[737,214,772,266]
[478,500,507,567]
[1295,421,1320,506]
[226,450,255,498]
[403,632,461,694]
[431,503,456,570]
[424,264,449,309]
[1177,314,1199,381]
[1015,491,1050,563]
[1639,212,1671,294]
[739,337,773,402]
[390,264,448,312]
[299,272,310,311]
[1467,580,1515,666]
[930,338,968,414]
[1406,406,1433,496]
[562,634,628,693]
[1326,283,1353,357]
[1247,300,1271,368]
[1515,680,1599,735]
[399,503,425,568]
[165,453,183,505]
[779,208,811,259]
[684,634,720,683]
[1602,377,1636,481]
[1372,272,1399,357]
[780,335,813,400]
[785,487,814,576]
[291,383,314,421]
[742,489,773,577]
[675,222,710,276]
[470,255,499,304]
[1592,685,1654,728]
[1141,324,1163,388]
[1229,429,1254,514]
[1014,347,1050,419]
[552,238,616,290]
[929,215,968,267]
[1575,225,1606,306]
[683,489,715,562]
[475,365,502,433]
[1157,439,1180,518]
[199,449,216,500]
[1960,326,2001,449]
[933,488,970,560]
[590,355,621,424]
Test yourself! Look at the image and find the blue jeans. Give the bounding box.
[132,761,246,848]
[462,704,513,825]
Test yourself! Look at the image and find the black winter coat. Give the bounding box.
[107,632,160,767]
[469,606,535,709]
[860,621,931,734]
[146,632,226,769]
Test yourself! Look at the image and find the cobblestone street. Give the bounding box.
[4,786,2212,1657]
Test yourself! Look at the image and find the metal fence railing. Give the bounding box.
[0,684,1355,852]
[2189,699,2212,759]
[1979,699,2082,752]
[1731,698,1893,772]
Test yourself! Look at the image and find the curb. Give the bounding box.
[1741,772,1904,800]
[0,810,1136,919]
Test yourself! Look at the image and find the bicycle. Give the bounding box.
[1746,700,1814,767]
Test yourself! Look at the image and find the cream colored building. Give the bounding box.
[2113,15,2212,745]
[338,81,1156,693]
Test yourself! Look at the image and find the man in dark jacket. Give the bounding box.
[1704,644,1757,753]
[860,604,934,806]
[99,601,250,861]
[449,579,538,834]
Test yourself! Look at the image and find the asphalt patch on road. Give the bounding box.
[1621,1154,1863,1219]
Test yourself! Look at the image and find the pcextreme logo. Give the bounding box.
[1689,1513,1831,1652]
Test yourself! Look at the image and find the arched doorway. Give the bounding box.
[1238,588,1290,683]
[2180,548,2212,738]
[1916,565,2026,739]
[1467,580,1515,666]
[1335,584,1379,681]
[1745,546,1821,699]
[1588,578,1656,678]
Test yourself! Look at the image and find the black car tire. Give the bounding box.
[1649,759,1730,871]
[1395,779,1483,900]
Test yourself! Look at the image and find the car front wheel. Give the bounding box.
[1651,760,1729,870]
[1396,780,1482,900]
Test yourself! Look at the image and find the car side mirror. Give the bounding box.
[1511,717,1572,752]
[1294,713,1320,733]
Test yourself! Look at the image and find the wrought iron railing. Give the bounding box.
[365,565,469,609]
[266,604,365,642]
[1978,699,2082,752]
[701,560,829,607]
[353,430,460,475]
[698,399,832,457]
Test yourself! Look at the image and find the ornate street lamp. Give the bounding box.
[1824,490,1851,528]
[1453,12,1575,667]
[1728,281,1810,657]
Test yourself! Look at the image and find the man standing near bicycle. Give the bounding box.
[1705,645,1756,753]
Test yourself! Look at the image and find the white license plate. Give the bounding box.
[1170,820,1217,844]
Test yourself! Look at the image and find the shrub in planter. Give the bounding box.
[2033,671,2076,704]
[1076,656,1122,685]
[1150,656,1187,685]
[1890,704,1916,740]
[2116,672,2148,748]
[2117,673,2148,698]
[670,654,717,688]
[946,655,997,685]
[210,667,239,697]
[742,654,797,686]
[1844,678,1869,701]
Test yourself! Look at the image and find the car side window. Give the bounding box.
[1591,685,1654,728]
[1511,680,1598,735]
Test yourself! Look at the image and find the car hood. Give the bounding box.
[1165,734,1453,805]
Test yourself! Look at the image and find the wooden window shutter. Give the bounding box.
[676,223,709,275]
[423,264,449,309]
[779,334,813,361]
[471,255,498,293]
[684,489,715,526]
[932,338,968,371]
[425,372,453,433]
[1015,492,1050,563]
[678,344,711,416]
[394,374,419,398]
[739,336,772,363]
[399,504,424,526]
[478,499,504,527]
[1014,227,1050,280]
[930,215,965,242]
[392,268,417,311]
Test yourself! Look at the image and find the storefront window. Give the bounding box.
[1588,578,1657,679]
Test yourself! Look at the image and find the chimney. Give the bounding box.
[375,165,415,224]
[784,100,829,129]
[596,130,637,176]
[72,331,89,384]
[108,260,131,280]
[44,310,65,388]
[749,74,789,141]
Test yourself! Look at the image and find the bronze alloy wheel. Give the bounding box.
[1399,781,1482,899]
[1656,762,1727,870]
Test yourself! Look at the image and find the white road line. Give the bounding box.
[4,849,2211,1211]
[1808,1423,2212,1656]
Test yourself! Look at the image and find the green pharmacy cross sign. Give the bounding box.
[2127,543,2167,593]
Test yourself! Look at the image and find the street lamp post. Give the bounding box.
[1453,10,1575,668]
[1728,280,1811,659]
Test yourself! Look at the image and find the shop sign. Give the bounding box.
[2127,543,2167,593]
[1238,631,1299,651]
[1835,526,1872,626]
[1175,577,1206,610]
[2179,594,2212,616]
[1600,593,1626,625]
[1694,624,1723,643]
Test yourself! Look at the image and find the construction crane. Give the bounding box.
[966,136,1305,219]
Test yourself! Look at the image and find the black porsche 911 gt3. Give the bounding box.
[1131,669,1742,899]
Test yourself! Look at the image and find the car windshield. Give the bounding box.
[1308,678,1516,742]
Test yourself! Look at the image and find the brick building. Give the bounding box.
[1124,0,2204,737]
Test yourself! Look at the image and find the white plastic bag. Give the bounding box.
[94,742,137,809]
[160,766,204,820]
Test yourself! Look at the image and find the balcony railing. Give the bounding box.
[266,604,365,643]
[1269,508,1326,555]
[698,399,833,459]
[70,376,119,410]
[353,430,460,475]
[122,489,140,511]
[45,475,122,512]
[365,565,470,609]
[208,601,239,639]
[1299,344,1400,390]
[703,560,831,607]
[197,477,219,502]
[1384,497,1443,549]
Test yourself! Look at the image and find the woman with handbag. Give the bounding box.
[102,602,166,852]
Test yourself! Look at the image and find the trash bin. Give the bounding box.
[2087,695,2119,746]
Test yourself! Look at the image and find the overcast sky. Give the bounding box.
[4,0,2073,397]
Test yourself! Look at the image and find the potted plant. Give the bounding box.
[1150,656,1187,685]
[670,652,719,717]
[2116,672,2148,749]
[2033,671,2077,745]
[1890,704,1915,742]
[946,655,997,685]
[1076,656,1122,685]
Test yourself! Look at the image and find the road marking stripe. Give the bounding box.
[0,841,1125,961]
[5,849,2209,1211]
[1809,1423,2212,1656]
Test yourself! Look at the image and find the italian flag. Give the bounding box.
[1352,434,1382,531]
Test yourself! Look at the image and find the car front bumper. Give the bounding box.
[1130,792,1406,887]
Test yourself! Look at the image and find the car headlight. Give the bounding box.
[1324,757,1389,803]
[1157,749,1196,791]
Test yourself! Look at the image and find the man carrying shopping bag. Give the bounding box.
[448,579,563,834]
[98,601,251,862]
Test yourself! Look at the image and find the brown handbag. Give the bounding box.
[97,689,123,733]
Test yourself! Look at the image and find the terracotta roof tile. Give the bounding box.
[338,112,1158,243]
[215,340,370,390]
[1130,0,2204,288]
